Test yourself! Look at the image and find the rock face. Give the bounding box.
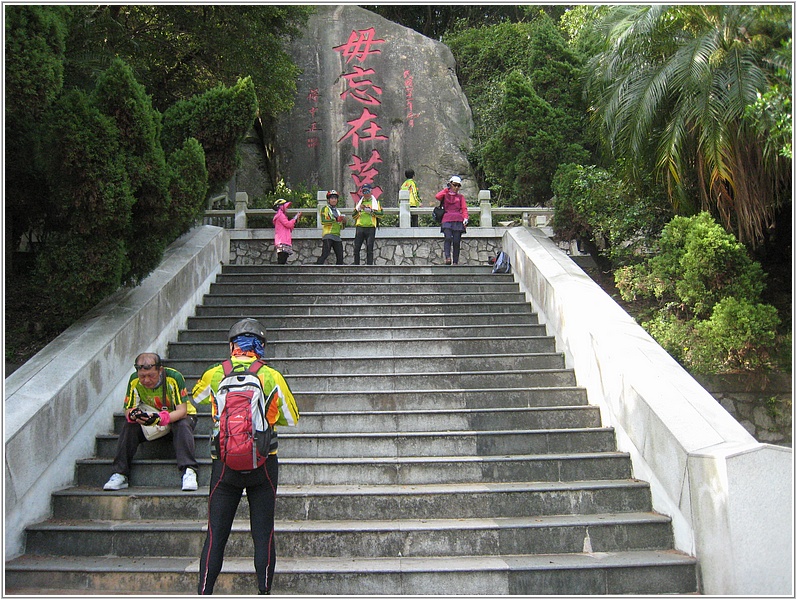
[273,5,475,207]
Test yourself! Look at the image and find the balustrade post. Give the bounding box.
[398,189,411,228]
[317,191,327,229]
[478,190,492,228]
[234,192,248,229]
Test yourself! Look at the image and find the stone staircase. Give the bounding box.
[5,265,698,595]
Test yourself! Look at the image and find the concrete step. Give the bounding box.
[81,451,631,487]
[167,365,579,389]
[195,300,532,316]
[221,264,497,276]
[23,512,673,558]
[4,549,698,595]
[167,336,558,359]
[84,425,619,474]
[105,405,601,436]
[51,480,655,520]
[177,322,546,342]
[291,387,590,411]
[201,291,528,306]
[215,271,516,284]
[185,312,540,330]
[210,281,525,295]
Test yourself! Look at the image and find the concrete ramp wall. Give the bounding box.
[504,227,793,596]
[4,226,227,558]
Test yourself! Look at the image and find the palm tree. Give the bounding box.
[584,5,791,248]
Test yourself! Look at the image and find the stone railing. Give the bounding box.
[204,191,555,230]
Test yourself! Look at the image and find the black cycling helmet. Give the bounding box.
[228,318,267,342]
[326,190,339,199]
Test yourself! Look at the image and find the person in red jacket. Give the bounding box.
[435,175,469,265]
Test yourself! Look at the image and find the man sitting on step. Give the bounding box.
[102,352,199,492]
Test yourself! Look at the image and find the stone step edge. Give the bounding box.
[108,403,593,419]
[27,511,671,533]
[81,451,630,466]
[5,549,697,575]
[291,386,585,395]
[56,479,649,497]
[171,336,556,346]
[232,368,575,378]
[90,426,614,444]
[188,312,536,320]
[294,405,597,417]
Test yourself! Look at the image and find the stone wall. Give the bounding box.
[696,374,793,447]
[229,229,502,267]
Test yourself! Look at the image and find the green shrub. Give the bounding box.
[168,137,209,237]
[618,212,766,318]
[37,89,134,328]
[690,298,781,373]
[620,212,781,373]
[92,58,171,283]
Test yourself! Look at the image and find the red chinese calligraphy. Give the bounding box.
[306,87,321,149]
[341,66,383,106]
[338,107,388,150]
[403,70,419,127]
[348,150,383,197]
[333,28,385,64]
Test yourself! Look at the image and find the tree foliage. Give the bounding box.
[584,5,792,248]
[168,138,210,238]
[5,5,69,257]
[91,58,172,282]
[363,5,564,40]
[36,89,135,326]
[61,5,312,113]
[162,77,259,194]
[444,13,589,203]
[551,163,672,263]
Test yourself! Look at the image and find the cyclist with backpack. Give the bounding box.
[192,318,300,595]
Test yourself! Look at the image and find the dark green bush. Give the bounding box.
[36,89,134,327]
[168,138,209,238]
[92,58,171,283]
[162,77,258,193]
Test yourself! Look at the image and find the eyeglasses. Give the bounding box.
[135,363,159,371]
[451,183,461,187]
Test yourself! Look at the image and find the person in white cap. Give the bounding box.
[434,176,469,265]
[272,198,302,264]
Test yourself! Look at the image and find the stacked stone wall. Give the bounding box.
[697,374,792,447]
[230,236,502,267]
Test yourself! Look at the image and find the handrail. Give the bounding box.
[204,190,555,229]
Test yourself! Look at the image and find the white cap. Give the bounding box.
[448,175,462,184]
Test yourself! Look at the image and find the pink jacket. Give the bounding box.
[273,208,298,246]
[435,188,468,223]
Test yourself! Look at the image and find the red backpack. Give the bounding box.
[215,359,274,471]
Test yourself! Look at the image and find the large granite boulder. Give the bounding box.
[272,5,475,207]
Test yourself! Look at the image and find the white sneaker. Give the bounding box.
[103,473,128,491]
[182,468,198,491]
